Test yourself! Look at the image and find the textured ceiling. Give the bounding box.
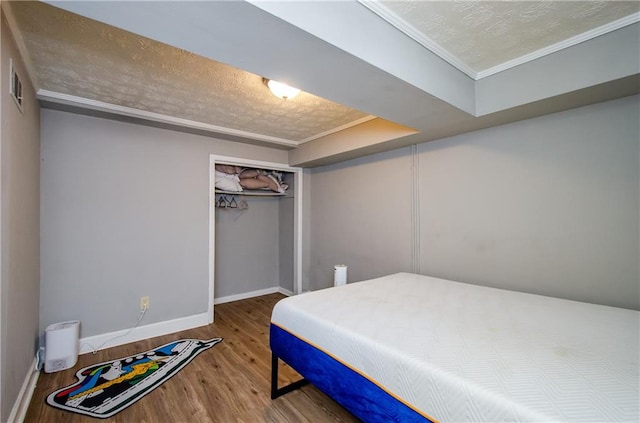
[7,0,639,151]
[10,1,370,144]
[372,0,639,76]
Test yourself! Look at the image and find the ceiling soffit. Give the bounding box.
[10,1,372,145]
[6,1,638,167]
[365,0,640,79]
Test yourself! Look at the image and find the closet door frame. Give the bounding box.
[208,154,303,323]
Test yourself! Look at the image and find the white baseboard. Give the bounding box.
[8,357,39,423]
[278,287,294,297]
[79,311,211,354]
[78,287,293,354]
[214,286,293,305]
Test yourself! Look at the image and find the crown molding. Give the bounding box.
[358,1,639,81]
[298,115,377,144]
[37,89,300,148]
[357,0,478,79]
[477,12,640,79]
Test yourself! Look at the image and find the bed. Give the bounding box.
[269,273,639,422]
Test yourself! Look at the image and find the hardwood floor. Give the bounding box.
[25,294,359,422]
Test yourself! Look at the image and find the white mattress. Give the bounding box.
[271,273,640,422]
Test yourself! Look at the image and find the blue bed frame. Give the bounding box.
[270,323,433,423]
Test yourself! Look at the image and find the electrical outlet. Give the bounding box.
[140,296,150,311]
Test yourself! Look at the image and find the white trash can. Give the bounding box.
[334,264,347,287]
[45,320,80,373]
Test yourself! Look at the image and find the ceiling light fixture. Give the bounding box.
[263,78,300,100]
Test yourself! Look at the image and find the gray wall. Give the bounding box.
[40,109,288,339]
[279,195,295,292]
[1,12,41,421]
[419,95,639,309]
[475,23,640,115]
[214,198,280,298]
[215,176,295,298]
[309,147,414,289]
[302,169,312,291]
[307,95,639,310]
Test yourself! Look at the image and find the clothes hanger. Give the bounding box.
[216,195,225,208]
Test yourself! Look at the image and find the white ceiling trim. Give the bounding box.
[37,90,300,148]
[477,11,640,80]
[357,0,478,79]
[297,115,378,144]
[359,0,640,81]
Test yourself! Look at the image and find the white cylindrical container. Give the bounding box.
[45,320,80,373]
[334,265,347,287]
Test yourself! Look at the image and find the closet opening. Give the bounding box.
[208,155,302,322]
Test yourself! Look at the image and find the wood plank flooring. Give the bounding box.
[25,294,359,422]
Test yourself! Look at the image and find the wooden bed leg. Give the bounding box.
[271,353,308,399]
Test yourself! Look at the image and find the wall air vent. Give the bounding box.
[9,59,23,112]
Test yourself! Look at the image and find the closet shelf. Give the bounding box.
[215,189,286,197]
